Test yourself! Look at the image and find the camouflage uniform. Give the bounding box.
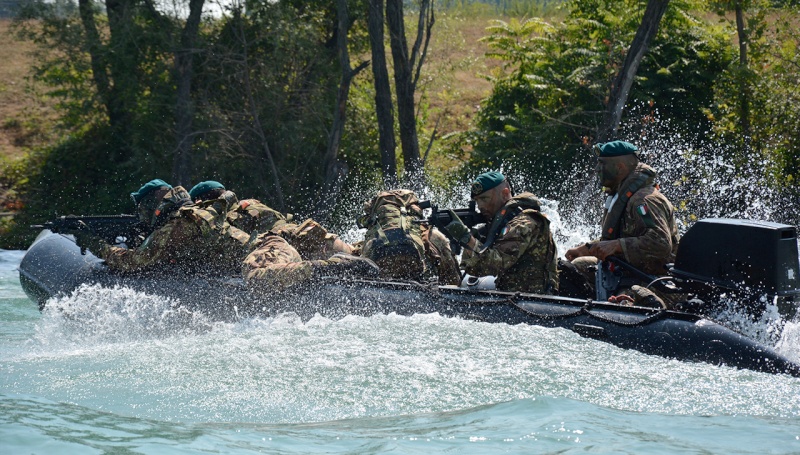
[605,163,678,275]
[463,192,559,293]
[241,234,311,292]
[239,207,361,292]
[197,190,292,236]
[359,189,461,285]
[569,163,680,307]
[201,189,350,260]
[277,218,352,261]
[242,233,377,293]
[422,226,462,285]
[576,163,679,276]
[226,196,293,236]
[97,187,252,275]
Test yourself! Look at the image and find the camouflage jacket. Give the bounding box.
[98,187,251,275]
[600,163,679,276]
[198,190,292,236]
[463,193,559,293]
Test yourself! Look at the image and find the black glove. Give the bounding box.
[445,210,472,246]
[72,221,105,255]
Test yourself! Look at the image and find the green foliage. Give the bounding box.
[435,0,566,16]
[460,0,733,197]
[703,3,800,194]
[194,2,353,212]
[2,0,383,248]
[0,126,147,248]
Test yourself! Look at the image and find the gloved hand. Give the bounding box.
[445,210,472,246]
[72,221,105,255]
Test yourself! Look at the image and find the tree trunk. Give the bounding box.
[316,0,369,221]
[171,0,205,187]
[77,0,112,121]
[233,9,285,210]
[104,0,138,144]
[735,3,751,146]
[367,0,398,187]
[385,0,423,185]
[598,0,670,142]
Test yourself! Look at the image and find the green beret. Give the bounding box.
[471,171,506,197]
[594,140,638,158]
[189,180,225,200]
[130,179,172,205]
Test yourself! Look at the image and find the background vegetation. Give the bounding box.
[0,0,798,249]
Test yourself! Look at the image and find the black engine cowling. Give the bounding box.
[670,218,800,317]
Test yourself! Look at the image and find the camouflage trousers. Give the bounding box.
[274,218,353,260]
[569,256,684,309]
[242,235,315,292]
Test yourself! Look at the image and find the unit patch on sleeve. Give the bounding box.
[636,204,656,228]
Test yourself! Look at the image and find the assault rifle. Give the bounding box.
[418,200,483,254]
[32,214,151,249]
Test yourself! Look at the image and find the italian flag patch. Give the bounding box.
[636,204,649,216]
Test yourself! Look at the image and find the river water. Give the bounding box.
[2,246,800,454]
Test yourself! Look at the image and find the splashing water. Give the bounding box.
[34,284,215,348]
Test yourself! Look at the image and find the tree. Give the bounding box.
[709,0,761,150]
[598,0,670,142]
[367,0,398,187]
[316,0,370,221]
[467,0,731,196]
[170,0,206,187]
[384,0,434,186]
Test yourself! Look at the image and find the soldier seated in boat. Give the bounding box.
[187,180,376,291]
[188,180,354,260]
[563,140,680,308]
[74,179,254,275]
[443,172,559,294]
[356,189,461,285]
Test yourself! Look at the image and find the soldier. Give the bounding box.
[242,235,378,293]
[75,179,253,275]
[188,180,353,259]
[75,179,374,291]
[444,172,559,294]
[189,180,293,236]
[187,180,374,291]
[358,189,461,285]
[564,140,679,307]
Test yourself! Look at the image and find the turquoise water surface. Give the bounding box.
[2,249,800,454]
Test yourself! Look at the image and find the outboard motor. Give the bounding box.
[669,218,800,318]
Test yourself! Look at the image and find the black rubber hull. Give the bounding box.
[19,230,800,377]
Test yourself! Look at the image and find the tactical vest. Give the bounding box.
[359,190,428,280]
[178,201,254,267]
[481,192,542,250]
[601,165,656,240]
[152,186,193,230]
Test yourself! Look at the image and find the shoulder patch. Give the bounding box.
[636,204,656,228]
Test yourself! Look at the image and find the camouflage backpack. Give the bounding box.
[227,199,292,236]
[178,195,255,269]
[359,190,428,280]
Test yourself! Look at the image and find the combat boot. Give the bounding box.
[311,253,380,280]
[629,285,667,309]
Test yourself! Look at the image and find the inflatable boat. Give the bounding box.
[18,218,800,377]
